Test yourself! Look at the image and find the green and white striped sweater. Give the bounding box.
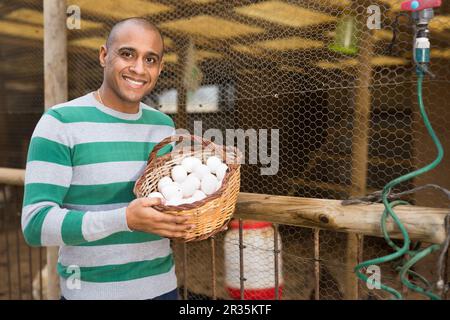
[21,92,177,299]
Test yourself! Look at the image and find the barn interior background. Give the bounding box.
[0,0,449,300]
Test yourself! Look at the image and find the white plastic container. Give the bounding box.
[224,220,284,300]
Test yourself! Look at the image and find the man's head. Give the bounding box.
[99,17,164,104]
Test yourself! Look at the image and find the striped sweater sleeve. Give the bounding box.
[21,112,130,247]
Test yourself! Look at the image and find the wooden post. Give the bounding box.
[314,228,320,300]
[346,2,375,300]
[175,37,190,132]
[0,61,6,167]
[44,0,67,300]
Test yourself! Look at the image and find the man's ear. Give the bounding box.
[158,60,164,76]
[99,45,107,67]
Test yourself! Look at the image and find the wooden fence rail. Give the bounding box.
[0,168,25,186]
[1,168,448,245]
[235,193,449,244]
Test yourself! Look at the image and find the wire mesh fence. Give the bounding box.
[62,0,450,204]
[0,0,449,299]
[171,224,448,300]
[0,0,44,169]
[0,184,46,300]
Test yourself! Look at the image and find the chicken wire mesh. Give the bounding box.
[0,185,46,300]
[0,0,47,300]
[0,0,44,169]
[0,0,449,300]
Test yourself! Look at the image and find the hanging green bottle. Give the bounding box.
[328,14,359,55]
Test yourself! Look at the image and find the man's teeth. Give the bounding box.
[124,77,145,85]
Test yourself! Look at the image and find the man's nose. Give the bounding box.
[129,58,145,75]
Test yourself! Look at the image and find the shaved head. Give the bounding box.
[106,17,164,56]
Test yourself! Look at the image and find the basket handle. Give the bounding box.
[147,134,217,165]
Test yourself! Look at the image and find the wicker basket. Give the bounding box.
[133,134,241,242]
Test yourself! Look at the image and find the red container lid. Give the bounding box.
[229,219,272,230]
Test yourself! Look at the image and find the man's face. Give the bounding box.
[100,23,164,103]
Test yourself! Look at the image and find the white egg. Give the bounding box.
[206,156,222,174]
[180,178,198,198]
[181,157,201,173]
[178,197,198,205]
[192,157,202,168]
[180,157,193,172]
[192,190,207,201]
[201,173,219,195]
[186,173,201,190]
[166,199,183,206]
[192,157,202,169]
[215,179,223,191]
[148,192,164,200]
[215,163,228,181]
[157,176,173,192]
[182,197,196,204]
[193,164,211,180]
[161,183,183,201]
[171,165,187,183]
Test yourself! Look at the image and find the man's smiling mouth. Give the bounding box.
[123,75,147,87]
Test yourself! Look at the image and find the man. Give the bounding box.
[21,18,193,300]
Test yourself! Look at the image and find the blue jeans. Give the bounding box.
[152,288,179,300]
[60,288,179,300]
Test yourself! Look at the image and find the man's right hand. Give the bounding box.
[125,197,195,240]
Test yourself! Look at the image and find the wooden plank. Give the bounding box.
[0,171,446,245]
[0,170,444,246]
[0,168,25,186]
[235,192,449,244]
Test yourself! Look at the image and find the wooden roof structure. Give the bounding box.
[0,0,449,88]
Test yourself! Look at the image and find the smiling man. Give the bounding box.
[98,18,164,113]
[21,18,192,300]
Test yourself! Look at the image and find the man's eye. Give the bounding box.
[146,57,156,64]
[121,51,133,58]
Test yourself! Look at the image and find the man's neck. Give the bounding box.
[97,85,140,114]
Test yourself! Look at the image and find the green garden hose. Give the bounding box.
[354,72,445,300]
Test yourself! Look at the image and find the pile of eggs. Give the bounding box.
[148,156,228,206]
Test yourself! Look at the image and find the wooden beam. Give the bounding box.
[44,0,67,300]
[235,192,449,245]
[0,169,446,244]
[0,1,22,18]
[0,33,42,50]
[0,168,25,186]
